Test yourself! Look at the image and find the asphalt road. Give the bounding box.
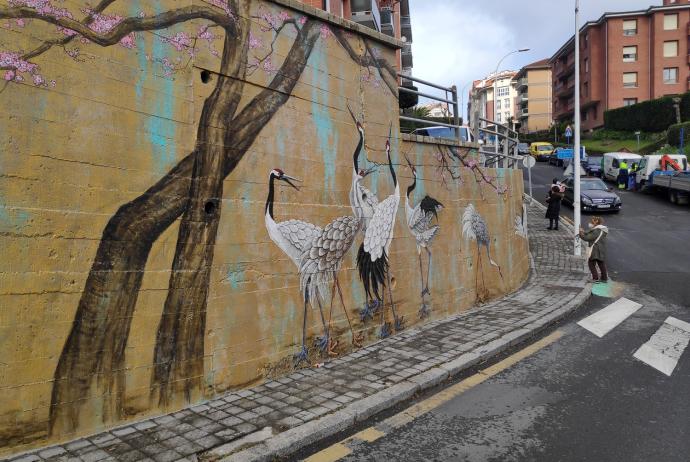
[297,160,690,462]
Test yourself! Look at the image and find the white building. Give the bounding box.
[468,70,520,129]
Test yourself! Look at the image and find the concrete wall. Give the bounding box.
[0,0,529,455]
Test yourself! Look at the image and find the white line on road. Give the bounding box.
[577,297,643,338]
[634,317,690,377]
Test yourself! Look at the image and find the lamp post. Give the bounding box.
[493,48,529,167]
[460,81,472,126]
[573,0,582,256]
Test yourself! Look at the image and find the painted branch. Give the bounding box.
[331,28,398,97]
[152,19,321,405]
[151,0,251,407]
[0,5,235,47]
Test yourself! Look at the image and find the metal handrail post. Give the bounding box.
[502,126,509,168]
[452,85,460,142]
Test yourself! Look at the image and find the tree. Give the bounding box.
[0,0,397,434]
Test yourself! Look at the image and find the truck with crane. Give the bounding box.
[637,154,690,205]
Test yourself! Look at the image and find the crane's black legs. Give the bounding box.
[387,270,404,332]
[335,278,362,347]
[424,247,432,296]
[315,294,331,354]
[294,296,309,366]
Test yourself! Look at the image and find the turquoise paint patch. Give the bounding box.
[133,1,177,173]
[413,144,426,201]
[309,43,338,191]
[226,269,245,290]
[592,280,615,297]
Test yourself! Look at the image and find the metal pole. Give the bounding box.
[452,85,460,141]
[528,161,533,199]
[573,0,582,257]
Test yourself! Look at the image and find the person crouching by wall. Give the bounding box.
[545,185,563,230]
[579,216,609,283]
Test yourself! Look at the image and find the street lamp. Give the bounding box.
[573,0,582,256]
[493,48,529,166]
[460,81,473,126]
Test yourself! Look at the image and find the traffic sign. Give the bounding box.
[564,125,573,138]
[523,156,536,169]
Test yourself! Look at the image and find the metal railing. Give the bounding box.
[470,115,522,169]
[398,73,462,142]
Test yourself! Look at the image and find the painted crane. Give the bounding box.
[345,106,382,323]
[404,156,443,318]
[264,168,328,364]
[462,203,504,296]
[357,125,403,338]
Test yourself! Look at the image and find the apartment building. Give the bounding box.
[468,71,519,128]
[297,0,413,76]
[551,1,690,131]
[513,59,553,133]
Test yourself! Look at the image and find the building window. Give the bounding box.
[505,112,510,122]
[497,86,509,97]
[664,67,679,84]
[496,99,502,110]
[624,98,638,106]
[623,19,637,36]
[623,72,638,88]
[504,98,510,108]
[582,110,588,122]
[664,40,679,57]
[623,46,638,62]
[583,82,589,97]
[497,113,502,123]
[584,58,589,72]
[664,13,679,30]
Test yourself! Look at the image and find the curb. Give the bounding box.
[212,283,593,461]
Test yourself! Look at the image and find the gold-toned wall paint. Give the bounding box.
[0,0,528,455]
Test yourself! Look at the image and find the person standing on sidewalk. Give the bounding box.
[579,216,609,283]
[545,185,563,230]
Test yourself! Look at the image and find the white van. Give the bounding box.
[602,152,642,181]
[635,154,689,186]
[410,125,474,142]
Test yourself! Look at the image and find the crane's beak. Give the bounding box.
[282,175,301,191]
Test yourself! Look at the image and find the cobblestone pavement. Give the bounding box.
[5,202,588,462]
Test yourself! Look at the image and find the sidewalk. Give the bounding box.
[5,201,589,462]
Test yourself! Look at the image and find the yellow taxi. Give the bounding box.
[530,142,555,161]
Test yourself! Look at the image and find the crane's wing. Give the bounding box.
[276,219,322,253]
[364,194,399,261]
[299,215,359,275]
[407,203,426,231]
[417,224,439,246]
[358,184,379,209]
[462,205,477,241]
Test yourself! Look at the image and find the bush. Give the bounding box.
[398,84,418,109]
[667,121,690,147]
[604,91,690,132]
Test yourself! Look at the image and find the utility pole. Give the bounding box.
[573,0,582,256]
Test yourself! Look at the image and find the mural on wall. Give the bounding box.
[462,203,504,300]
[403,155,443,319]
[356,126,404,339]
[0,0,400,436]
[515,203,528,238]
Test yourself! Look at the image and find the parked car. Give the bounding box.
[549,148,564,166]
[411,126,474,142]
[584,157,603,177]
[530,142,554,161]
[517,142,530,156]
[602,152,642,181]
[562,176,622,213]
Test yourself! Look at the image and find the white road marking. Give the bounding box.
[577,297,643,338]
[634,317,690,376]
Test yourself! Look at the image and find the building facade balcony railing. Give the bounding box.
[380,7,393,36]
[401,15,412,42]
[519,93,529,104]
[350,0,381,32]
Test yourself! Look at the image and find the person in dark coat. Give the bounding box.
[545,185,563,230]
[579,216,609,282]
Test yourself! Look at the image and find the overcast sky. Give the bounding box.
[409,0,657,115]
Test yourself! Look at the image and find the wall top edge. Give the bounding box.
[401,133,479,149]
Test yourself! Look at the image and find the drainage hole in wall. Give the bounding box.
[204,200,216,215]
[200,70,212,83]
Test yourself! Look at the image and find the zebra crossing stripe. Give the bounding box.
[577,297,643,338]
[633,317,690,377]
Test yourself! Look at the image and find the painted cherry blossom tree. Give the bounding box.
[0,0,397,434]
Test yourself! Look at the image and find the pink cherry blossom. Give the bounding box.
[9,0,73,20]
[161,32,192,52]
[203,0,234,17]
[319,25,332,39]
[4,70,15,81]
[298,16,307,25]
[32,74,44,86]
[248,32,263,50]
[262,57,276,74]
[467,160,478,169]
[15,19,25,28]
[278,11,291,22]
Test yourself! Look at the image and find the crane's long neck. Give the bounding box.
[387,144,397,187]
[406,175,416,199]
[353,129,363,174]
[265,173,276,219]
[405,174,416,219]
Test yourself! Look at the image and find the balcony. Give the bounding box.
[380,7,393,36]
[402,43,413,68]
[350,0,381,32]
[401,15,412,42]
[520,108,529,118]
[517,77,528,90]
[556,83,575,99]
[519,93,529,104]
